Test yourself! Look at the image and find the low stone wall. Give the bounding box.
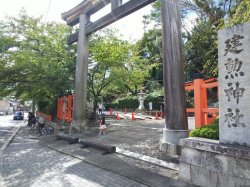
[179,137,250,187]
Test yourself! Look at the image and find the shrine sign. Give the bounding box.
[219,22,250,147]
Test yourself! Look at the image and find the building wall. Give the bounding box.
[0,100,9,111]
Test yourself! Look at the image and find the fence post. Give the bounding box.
[57,97,63,120]
[67,96,71,123]
[60,98,63,120]
[68,95,73,123]
[194,79,207,128]
[202,81,208,125]
[63,96,67,121]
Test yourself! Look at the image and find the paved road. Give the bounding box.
[0,126,147,187]
[0,115,24,148]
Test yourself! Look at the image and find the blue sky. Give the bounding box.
[0,0,152,41]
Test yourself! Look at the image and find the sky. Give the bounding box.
[0,0,152,41]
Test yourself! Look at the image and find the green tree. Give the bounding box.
[112,43,154,95]
[88,29,129,112]
[87,29,153,116]
[136,29,163,87]
[224,0,250,27]
[142,0,244,81]
[184,21,218,80]
[0,10,75,113]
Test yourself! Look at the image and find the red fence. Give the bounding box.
[36,111,52,121]
[57,95,73,123]
[185,78,219,128]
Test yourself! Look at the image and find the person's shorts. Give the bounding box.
[99,125,106,130]
[40,123,45,128]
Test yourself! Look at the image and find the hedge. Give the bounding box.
[105,90,164,111]
[190,118,219,140]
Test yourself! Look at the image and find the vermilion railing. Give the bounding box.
[57,95,73,123]
[185,78,219,128]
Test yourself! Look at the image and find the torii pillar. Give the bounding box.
[160,0,189,155]
[70,14,89,133]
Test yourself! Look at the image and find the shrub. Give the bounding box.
[105,96,138,111]
[144,89,164,110]
[190,118,219,140]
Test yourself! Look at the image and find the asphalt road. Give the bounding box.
[0,114,25,149]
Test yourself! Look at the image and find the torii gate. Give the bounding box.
[62,0,188,154]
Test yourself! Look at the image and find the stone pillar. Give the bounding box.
[71,14,89,133]
[218,23,250,146]
[160,0,188,155]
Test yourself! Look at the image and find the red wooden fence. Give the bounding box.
[57,95,73,123]
[185,78,218,128]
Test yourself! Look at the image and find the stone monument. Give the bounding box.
[178,22,250,187]
[218,23,250,146]
[138,90,145,110]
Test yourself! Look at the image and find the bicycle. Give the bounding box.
[40,126,54,136]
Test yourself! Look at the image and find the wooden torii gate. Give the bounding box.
[62,0,188,154]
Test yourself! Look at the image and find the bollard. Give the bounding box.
[131,112,135,120]
[56,134,79,144]
[79,139,116,155]
[155,111,159,120]
[116,113,120,120]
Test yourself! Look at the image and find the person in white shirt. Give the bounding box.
[98,102,104,115]
[38,116,45,135]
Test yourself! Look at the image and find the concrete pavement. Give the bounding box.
[0,116,196,187]
[39,118,196,187]
[0,125,148,187]
[0,116,25,187]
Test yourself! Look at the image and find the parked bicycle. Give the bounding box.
[40,126,54,136]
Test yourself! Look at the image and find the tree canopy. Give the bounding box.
[88,29,153,110]
[141,0,247,82]
[0,10,76,111]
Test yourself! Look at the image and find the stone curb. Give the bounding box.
[0,120,25,187]
[115,148,179,171]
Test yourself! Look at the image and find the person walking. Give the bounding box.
[98,114,107,136]
[28,112,35,127]
[98,102,104,115]
[38,116,45,136]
